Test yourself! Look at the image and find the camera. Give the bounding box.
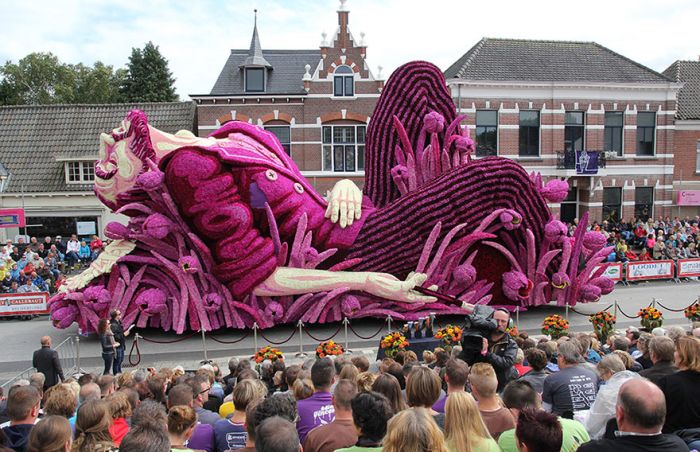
[459,305,498,365]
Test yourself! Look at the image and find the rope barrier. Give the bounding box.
[569,304,613,317]
[616,304,641,319]
[656,301,694,313]
[347,322,386,340]
[302,323,343,342]
[139,332,198,344]
[128,337,141,367]
[208,330,251,345]
[258,327,297,345]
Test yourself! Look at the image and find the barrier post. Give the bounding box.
[201,328,208,362]
[652,298,657,309]
[565,303,569,322]
[614,300,618,319]
[296,320,307,358]
[386,315,393,333]
[75,335,81,376]
[515,306,520,328]
[343,317,353,354]
[253,323,259,354]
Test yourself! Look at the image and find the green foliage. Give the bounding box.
[120,41,178,102]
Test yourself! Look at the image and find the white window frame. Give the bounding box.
[65,161,96,184]
[321,124,366,173]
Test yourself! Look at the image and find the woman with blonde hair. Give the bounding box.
[355,371,377,393]
[382,407,448,452]
[168,405,198,452]
[27,415,72,452]
[658,335,700,432]
[71,400,117,452]
[292,377,314,400]
[444,392,499,452]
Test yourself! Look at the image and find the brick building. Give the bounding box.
[190,1,383,195]
[445,38,682,224]
[663,59,700,218]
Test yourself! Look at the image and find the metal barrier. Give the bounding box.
[1,335,82,390]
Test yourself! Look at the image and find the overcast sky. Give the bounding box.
[1,0,698,99]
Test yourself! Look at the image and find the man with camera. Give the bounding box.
[458,306,518,392]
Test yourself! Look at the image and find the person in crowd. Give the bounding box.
[514,409,563,452]
[335,391,393,452]
[89,236,104,260]
[222,357,240,396]
[638,335,677,384]
[69,383,101,428]
[214,379,266,452]
[432,359,468,414]
[542,340,598,417]
[296,358,335,442]
[32,336,63,391]
[444,391,499,452]
[1,385,41,452]
[499,380,588,452]
[167,405,198,452]
[17,279,39,294]
[513,349,531,377]
[405,366,445,430]
[97,320,118,376]
[585,355,640,440]
[467,362,515,439]
[97,375,116,398]
[64,235,80,270]
[44,384,77,419]
[105,391,131,446]
[292,378,314,401]
[637,247,653,261]
[303,379,358,452]
[370,374,406,414]
[382,407,448,452]
[256,416,301,452]
[26,415,72,452]
[656,336,700,433]
[522,346,548,383]
[351,356,370,373]
[355,372,376,393]
[635,333,653,369]
[578,379,690,451]
[71,400,117,452]
[186,377,221,427]
[625,327,642,358]
[118,420,169,452]
[109,310,130,375]
[166,384,213,452]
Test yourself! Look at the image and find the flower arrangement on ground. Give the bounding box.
[506,325,519,339]
[380,331,409,358]
[638,307,663,330]
[541,314,569,339]
[434,325,463,351]
[253,345,284,363]
[316,340,345,358]
[685,303,700,322]
[589,310,616,343]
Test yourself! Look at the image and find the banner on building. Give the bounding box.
[0,208,25,228]
[0,292,49,316]
[677,190,700,206]
[626,260,675,281]
[592,262,623,282]
[575,150,600,175]
[677,259,700,278]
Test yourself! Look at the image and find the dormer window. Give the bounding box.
[245,68,265,93]
[65,161,95,184]
[333,65,354,97]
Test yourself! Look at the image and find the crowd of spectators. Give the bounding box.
[0,235,105,296]
[2,316,700,452]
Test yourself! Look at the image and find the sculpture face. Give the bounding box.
[94,120,144,210]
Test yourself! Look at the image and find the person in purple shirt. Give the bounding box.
[296,358,336,442]
[433,359,470,413]
[167,384,215,452]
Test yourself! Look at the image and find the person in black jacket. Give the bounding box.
[109,309,131,375]
[31,336,63,390]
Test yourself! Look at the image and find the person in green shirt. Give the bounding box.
[498,380,589,452]
[335,391,394,452]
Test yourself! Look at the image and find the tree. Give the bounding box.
[70,62,126,104]
[120,41,178,102]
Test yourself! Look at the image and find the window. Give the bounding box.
[322,125,365,172]
[264,126,291,155]
[475,110,498,156]
[602,187,622,222]
[66,161,95,184]
[636,112,655,156]
[519,111,540,157]
[245,68,264,92]
[560,187,578,224]
[634,187,653,222]
[333,66,354,97]
[564,112,584,152]
[604,112,623,156]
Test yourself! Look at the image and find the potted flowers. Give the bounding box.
[589,311,616,343]
[380,331,409,359]
[252,346,284,364]
[685,303,700,323]
[316,340,345,358]
[638,307,663,330]
[434,325,463,353]
[541,314,569,339]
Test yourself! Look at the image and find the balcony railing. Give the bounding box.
[556,150,606,173]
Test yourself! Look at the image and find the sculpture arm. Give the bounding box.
[253,267,437,304]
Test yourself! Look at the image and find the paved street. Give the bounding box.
[1,279,697,382]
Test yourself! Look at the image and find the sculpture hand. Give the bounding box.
[364,272,437,304]
[325,179,362,228]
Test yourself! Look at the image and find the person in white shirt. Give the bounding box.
[65,234,81,269]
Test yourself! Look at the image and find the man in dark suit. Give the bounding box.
[31,336,64,390]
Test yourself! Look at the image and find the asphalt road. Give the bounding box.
[1,279,697,381]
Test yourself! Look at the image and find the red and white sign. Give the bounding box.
[626,260,674,281]
[678,259,700,278]
[592,262,623,282]
[0,292,49,316]
[677,190,700,206]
